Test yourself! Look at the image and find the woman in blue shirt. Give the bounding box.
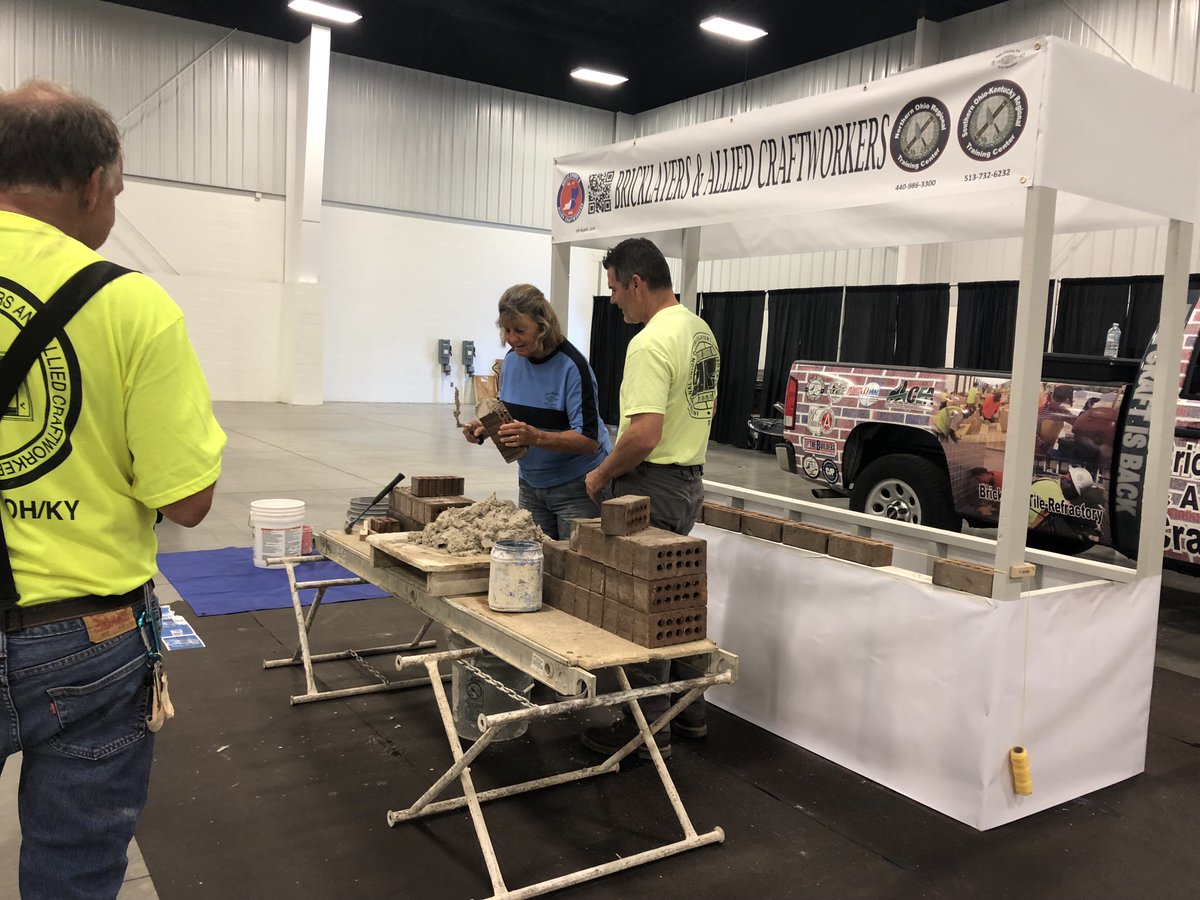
[463,284,611,539]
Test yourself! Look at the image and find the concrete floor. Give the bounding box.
[2,400,1198,898]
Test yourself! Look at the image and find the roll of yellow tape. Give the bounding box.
[1010,745,1033,795]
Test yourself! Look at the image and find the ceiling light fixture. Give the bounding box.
[700,16,767,42]
[571,67,628,86]
[288,0,362,25]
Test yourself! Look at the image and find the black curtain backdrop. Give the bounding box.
[954,281,1017,370]
[1052,277,1132,355]
[893,283,950,367]
[589,296,641,425]
[839,286,896,364]
[700,290,766,445]
[761,287,843,413]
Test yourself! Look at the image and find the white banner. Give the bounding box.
[552,39,1047,244]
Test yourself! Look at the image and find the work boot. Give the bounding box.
[581,718,671,760]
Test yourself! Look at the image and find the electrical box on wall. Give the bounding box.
[462,340,476,376]
[437,339,452,375]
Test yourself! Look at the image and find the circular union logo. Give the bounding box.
[890,97,951,172]
[801,455,821,479]
[804,376,824,403]
[825,378,849,403]
[557,172,585,223]
[821,459,840,485]
[959,80,1027,161]
[0,277,83,489]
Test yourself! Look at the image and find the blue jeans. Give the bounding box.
[0,591,159,900]
[519,476,602,541]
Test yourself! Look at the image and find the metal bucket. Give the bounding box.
[448,632,533,741]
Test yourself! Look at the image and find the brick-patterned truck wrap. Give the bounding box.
[776,300,1200,570]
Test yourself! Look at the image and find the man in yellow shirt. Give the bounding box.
[583,237,720,760]
[0,81,225,898]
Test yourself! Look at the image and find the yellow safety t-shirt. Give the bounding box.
[0,211,226,605]
[617,304,720,466]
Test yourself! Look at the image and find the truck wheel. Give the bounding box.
[849,454,961,532]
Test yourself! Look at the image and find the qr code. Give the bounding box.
[588,172,613,214]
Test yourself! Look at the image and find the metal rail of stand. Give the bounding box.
[261,553,440,704]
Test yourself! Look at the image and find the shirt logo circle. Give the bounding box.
[0,277,83,489]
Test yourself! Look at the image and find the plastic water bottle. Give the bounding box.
[1104,323,1121,359]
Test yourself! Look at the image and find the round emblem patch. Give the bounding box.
[801,455,821,479]
[556,172,585,223]
[890,97,951,172]
[959,80,1027,161]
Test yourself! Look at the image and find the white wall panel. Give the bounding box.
[324,56,615,230]
[0,0,288,194]
[319,205,601,403]
[100,179,287,402]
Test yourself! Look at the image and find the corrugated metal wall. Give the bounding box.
[1,0,290,195]
[323,55,616,230]
[7,0,1198,284]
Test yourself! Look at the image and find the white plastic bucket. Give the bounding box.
[249,499,306,568]
[487,540,543,612]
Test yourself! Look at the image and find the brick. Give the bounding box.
[578,587,605,625]
[410,475,465,498]
[626,607,707,648]
[562,550,581,586]
[607,526,706,579]
[559,582,580,618]
[609,571,706,614]
[409,495,473,525]
[542,573,565,607]
[541,539,569,580]
[740,511,785,542]
[569,517,599,551]
[827,533,893,567]
[390,486,413,519]
[570,519,611,564]
[600,495,650,535]
[575,555,606,594]
[781,522,837,553]
[362,516,405,538]
[932,558,995,598]
[702,502,742,531]
[602,597,623,635]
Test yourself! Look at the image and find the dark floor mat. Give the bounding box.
[136,598,1200,900]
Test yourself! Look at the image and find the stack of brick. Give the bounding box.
[541,496,707,648]
[700,501,893,566]
[389,476,472,530]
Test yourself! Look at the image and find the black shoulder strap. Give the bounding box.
[0,260,132,609]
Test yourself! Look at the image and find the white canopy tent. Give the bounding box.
[549,35,1200,595]
[548,37,1200,829]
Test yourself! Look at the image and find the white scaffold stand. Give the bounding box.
[316,530,739,900]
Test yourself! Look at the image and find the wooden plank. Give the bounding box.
[446,595,717,670]
[367,531,491,570]
[320,529,397,568]
[365,531,491,594]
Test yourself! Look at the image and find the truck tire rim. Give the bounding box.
[863,478,922,523]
